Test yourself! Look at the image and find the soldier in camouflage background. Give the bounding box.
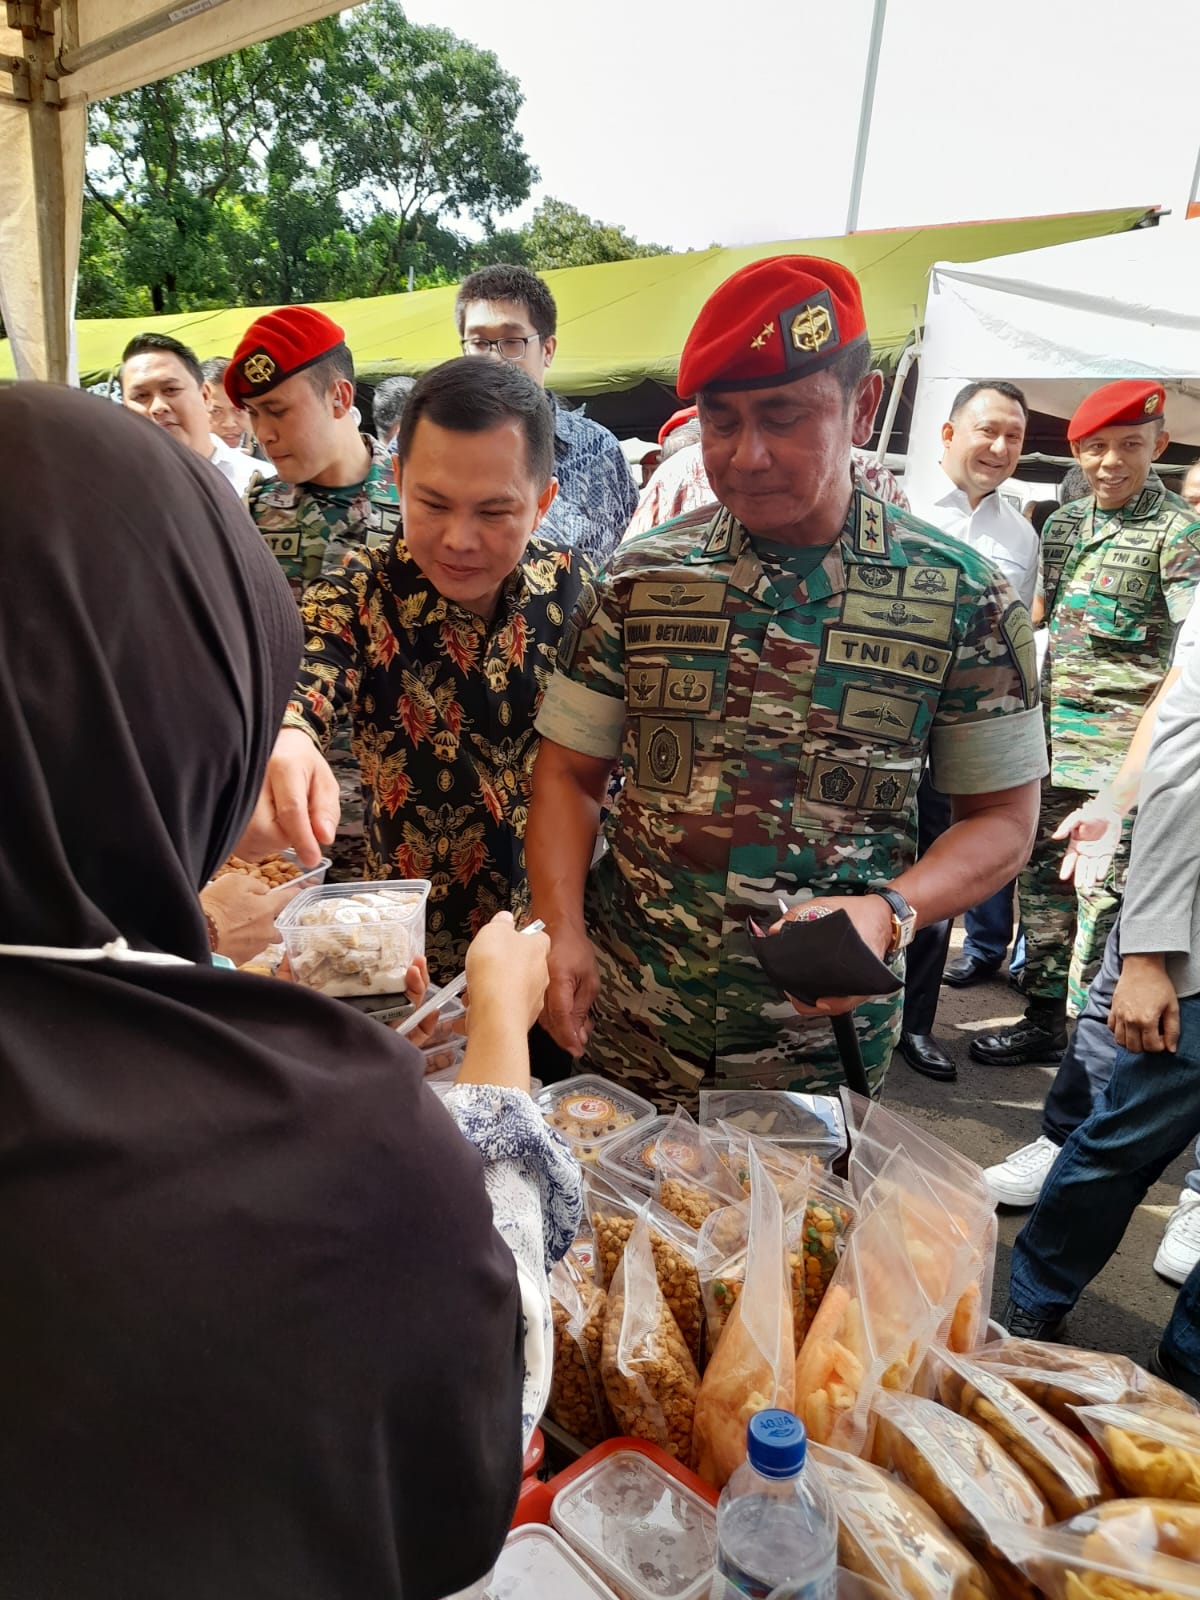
[973,380,1200,1068]
[526,257,1048,1108]
[226,307,401,878]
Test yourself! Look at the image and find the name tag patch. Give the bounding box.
[624,616,732,652]
[264,529,301,559]
[821,628,953,686]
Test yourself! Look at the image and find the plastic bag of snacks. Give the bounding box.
[652,1107,744,1231]
[716,1122,815,1194]
[585,1171,704,1367]
[601,1213,700,1463]
[693,1148,795,1488]
[794,1191,941,1454]
[1002,1499,1200,1600]
[925,1345,1115,1519]
[871,1390,1047,1600]
[791,1166,857,1347]
[809,1441,997,1600]
[1075,1401,1200,1504]
[698,1164,856,1361]
[964,1341,1199,1436]
[842,1093,996,1353]
[548,1255,613,1449]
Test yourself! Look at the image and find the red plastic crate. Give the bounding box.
[512,1436,718,1528]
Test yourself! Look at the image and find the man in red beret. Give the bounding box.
[525,255,1047,1102]
[229,306,401,874]
[975,379,1200,1210]
[973,379,1200,1074]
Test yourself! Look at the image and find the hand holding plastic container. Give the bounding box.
[712,1411,835,1600]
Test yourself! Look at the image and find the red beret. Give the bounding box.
[1067,379,1166,442]
[677,255,868,398]
[225,307,346,404]
[657,405,697,447]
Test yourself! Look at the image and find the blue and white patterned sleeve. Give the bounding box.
[439,1084,582,1448]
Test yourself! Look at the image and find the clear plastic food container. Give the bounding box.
[550,1449,717,1600]
[597,1117,709,1194]
[699,1090,846,1160]
[486,1524,621,1598]
[276,880,430,997]
[537,1076,656,1164]
[279,847,332,888]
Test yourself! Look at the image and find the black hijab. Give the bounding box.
[0,385,523,1599]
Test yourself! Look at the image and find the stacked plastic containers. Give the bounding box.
[549,1449,718,1600]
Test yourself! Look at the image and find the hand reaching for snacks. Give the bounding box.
[200,872,300,967]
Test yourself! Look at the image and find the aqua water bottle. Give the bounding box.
[712,1410,836,1600]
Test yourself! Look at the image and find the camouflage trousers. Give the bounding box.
[1016,779,1132,1017]
[581,937,898,1115]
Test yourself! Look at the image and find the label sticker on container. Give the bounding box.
[563,1095,616,1123]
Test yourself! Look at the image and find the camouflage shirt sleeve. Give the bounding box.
[533,572,627,759]
[283,568,365,751]
[1160,514,1200,625]
[928,566,1049,794]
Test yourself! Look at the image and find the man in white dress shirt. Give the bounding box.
[120,333,272,499]
[898,382,1038,1079]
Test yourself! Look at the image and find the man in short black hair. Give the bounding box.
[244,358,591,982]
[455,263,637,565]
[120,333,262,495]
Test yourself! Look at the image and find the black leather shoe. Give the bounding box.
[1002,1300,1064,1341]
[899,1031,957,1082]
[1148,1343,1200,1403]
[944,954,1001,988]
[969,1011,1067,1066]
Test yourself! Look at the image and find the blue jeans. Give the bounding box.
[1041,917,1200,1192]
[1009,990,1200,1375]
[962,880,1016,967]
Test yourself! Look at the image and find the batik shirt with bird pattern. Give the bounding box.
[284,535,590,983]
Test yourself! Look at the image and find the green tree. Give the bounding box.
[521,197,666,270]
[315,3,536,295]
[84,25,329,312]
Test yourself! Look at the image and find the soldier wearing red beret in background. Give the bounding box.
[524,255,1047,1105]
[229,306,401,875]
[974,379,1200,1071]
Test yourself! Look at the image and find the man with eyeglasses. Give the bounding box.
[455,265,638,566]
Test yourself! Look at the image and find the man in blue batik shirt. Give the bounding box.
[455,264,638,566]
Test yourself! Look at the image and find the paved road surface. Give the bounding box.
[879,928,1189,1366]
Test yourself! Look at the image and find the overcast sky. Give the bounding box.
[403,0,1200,250]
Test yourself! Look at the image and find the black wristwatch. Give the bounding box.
[867,882,918,954]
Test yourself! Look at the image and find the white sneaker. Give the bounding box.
[1154,1191,1200,1286]
[984,1135,1061,1208]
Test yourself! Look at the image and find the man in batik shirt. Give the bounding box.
[245,359,590,984]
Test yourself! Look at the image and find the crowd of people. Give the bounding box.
[4,250,1200,1595]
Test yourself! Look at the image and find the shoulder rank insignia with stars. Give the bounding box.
[854,492,888,558]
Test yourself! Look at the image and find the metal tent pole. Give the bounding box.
[845,0,888,236]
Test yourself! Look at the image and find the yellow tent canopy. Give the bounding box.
[0,203,1151,393]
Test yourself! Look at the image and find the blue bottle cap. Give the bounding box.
[746,1409,807,1478]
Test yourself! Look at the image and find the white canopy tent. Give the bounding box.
[905,222,1200,506]
[0,0,356,384]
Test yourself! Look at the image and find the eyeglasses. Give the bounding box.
[461,334,542,361]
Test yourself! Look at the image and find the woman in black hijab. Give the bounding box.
[0,384,579,1600]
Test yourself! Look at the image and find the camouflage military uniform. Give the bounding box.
[535,489,1048,1108]
[1019,483,1200,1013]
[245,435,401,877]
